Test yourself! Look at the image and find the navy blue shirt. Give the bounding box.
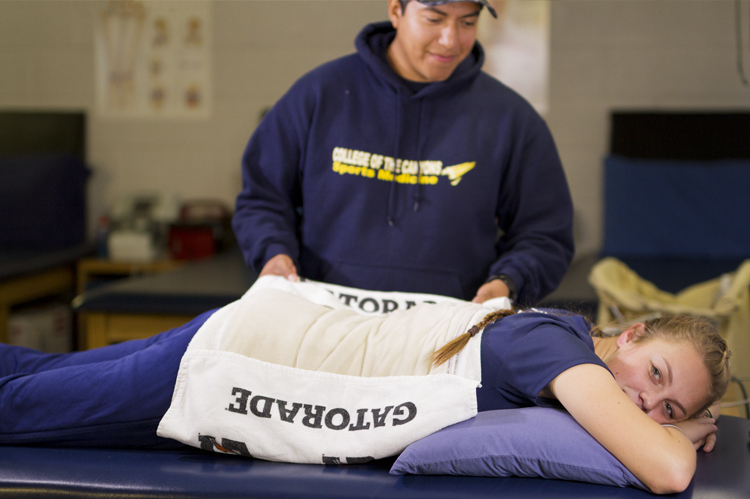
[476,311,611,412]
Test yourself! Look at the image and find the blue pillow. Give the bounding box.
[390,407,647,490]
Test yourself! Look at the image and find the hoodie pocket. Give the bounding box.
[324,261,464,299]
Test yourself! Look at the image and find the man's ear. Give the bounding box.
[388,0,403,28]
[616,323,645,348]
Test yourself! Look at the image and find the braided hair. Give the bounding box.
[431,309,516,367]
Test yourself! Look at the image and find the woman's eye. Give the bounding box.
[665,402,674,419]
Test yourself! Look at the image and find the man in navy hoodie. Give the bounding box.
[232,0,574,306]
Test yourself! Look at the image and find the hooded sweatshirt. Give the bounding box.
[232,21,574,304]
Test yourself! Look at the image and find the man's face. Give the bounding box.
[386,0,481,82]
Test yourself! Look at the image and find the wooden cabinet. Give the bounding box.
[0,266,74,344]
[75,258,185,349]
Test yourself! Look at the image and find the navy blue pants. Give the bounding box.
[0,310,214,449]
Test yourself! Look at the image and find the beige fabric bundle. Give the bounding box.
[158,276,510,463]
[189,287,488,377]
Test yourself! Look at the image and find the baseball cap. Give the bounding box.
[414,0,497,18]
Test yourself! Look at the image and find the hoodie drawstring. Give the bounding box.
[386,88,400,226]
[413,99,425,213]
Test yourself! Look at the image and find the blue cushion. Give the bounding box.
[390,407,647,490]
[603,156,750,259]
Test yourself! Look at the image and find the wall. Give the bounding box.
[548,0,750,254]
[0,0,385,237]
[1,0,749,256]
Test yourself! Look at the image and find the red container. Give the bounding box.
[167,225,216,260]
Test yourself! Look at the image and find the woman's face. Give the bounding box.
[605,327,711,423]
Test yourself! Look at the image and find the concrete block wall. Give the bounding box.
[1,0,749,256]
[0,0,386,237]
[548,0,750,254]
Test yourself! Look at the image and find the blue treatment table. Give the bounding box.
[0,246,92,284]
[1,416,748,498]
[58,237,749,498]
[74,248,255,317]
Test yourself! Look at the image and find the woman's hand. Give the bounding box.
[688,401,722,452]
[669,417,717,451]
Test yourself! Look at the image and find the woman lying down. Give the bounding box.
[0,276,730,494]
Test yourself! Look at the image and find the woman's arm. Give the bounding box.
[547,364,716,494]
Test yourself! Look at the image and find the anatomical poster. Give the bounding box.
[95,0,211,118]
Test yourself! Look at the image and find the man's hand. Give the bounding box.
[259,254,298,281]
[472,279,510,303]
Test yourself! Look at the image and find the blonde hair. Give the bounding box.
[432,311,731,416]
